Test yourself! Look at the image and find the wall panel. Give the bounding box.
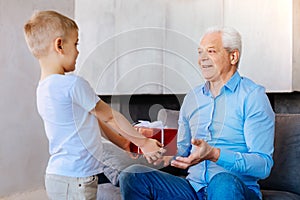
[75,0,298,94]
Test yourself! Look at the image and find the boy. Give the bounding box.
[24,10,164,199]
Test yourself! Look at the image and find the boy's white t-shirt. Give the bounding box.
[37,74,103,177]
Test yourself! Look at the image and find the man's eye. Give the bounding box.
[208,49,216,53]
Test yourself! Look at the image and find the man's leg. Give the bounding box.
[207,172,260,200]
[119,164,198,200]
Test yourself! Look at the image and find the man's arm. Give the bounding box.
[212,87,275,179]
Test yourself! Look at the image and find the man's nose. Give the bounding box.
[199,51,208,61]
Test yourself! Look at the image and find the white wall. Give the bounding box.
[293,0,300,91]
[224,0,293,92]
[0,0,74,197]
[75,0,299,94]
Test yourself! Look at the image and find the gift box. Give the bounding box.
[130,127,177,156]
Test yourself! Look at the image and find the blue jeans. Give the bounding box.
[119,164,260,200]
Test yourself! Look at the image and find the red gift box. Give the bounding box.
[130,127,177,156]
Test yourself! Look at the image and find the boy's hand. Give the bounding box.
[139,138,166,163]
[153,155,174,167]
[121,140,140,159]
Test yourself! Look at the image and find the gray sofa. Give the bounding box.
[259,114,300,200]
[97,112,300,200]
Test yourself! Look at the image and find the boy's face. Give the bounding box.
[62,30,79,72]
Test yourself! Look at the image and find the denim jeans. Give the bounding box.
[119,164,260,200]
[45,174,98,200]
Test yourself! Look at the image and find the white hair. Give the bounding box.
[201,26,242,67]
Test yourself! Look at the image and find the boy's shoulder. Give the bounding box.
[47,74,84,82]
[38,74,86,89]
[39,74,93,92]
[37,74,93,97]
[61,74,90,89]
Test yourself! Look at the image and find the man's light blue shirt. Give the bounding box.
[177,72,275,199]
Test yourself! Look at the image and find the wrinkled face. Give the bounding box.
[198,32,232,83]
[62,30,79,72]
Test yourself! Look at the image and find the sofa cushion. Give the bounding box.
[261,190,300,200]
[97,183,121,200]
[259,114,300,196]
[157,109,180,129]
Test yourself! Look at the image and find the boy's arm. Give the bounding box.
[91,100,165,163]
[98,119,131,151]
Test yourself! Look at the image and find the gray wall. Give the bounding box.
[0,0,74,197]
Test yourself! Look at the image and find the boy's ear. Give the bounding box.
[54,38,63,54]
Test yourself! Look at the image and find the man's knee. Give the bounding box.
[210,172,238,185]
[207,172,244,197]
[119,165,139,185]
[119,164,153,186]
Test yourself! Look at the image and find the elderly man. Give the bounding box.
[119,26,275,200]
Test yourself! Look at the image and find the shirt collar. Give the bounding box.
[202,71,241,95]
[224,71,241,92]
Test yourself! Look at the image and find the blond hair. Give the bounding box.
[24,10,78,58]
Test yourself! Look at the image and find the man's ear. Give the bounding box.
[230,50,239,66]
[54,38,63,54]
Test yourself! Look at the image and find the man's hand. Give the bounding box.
[171,138,220,169]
